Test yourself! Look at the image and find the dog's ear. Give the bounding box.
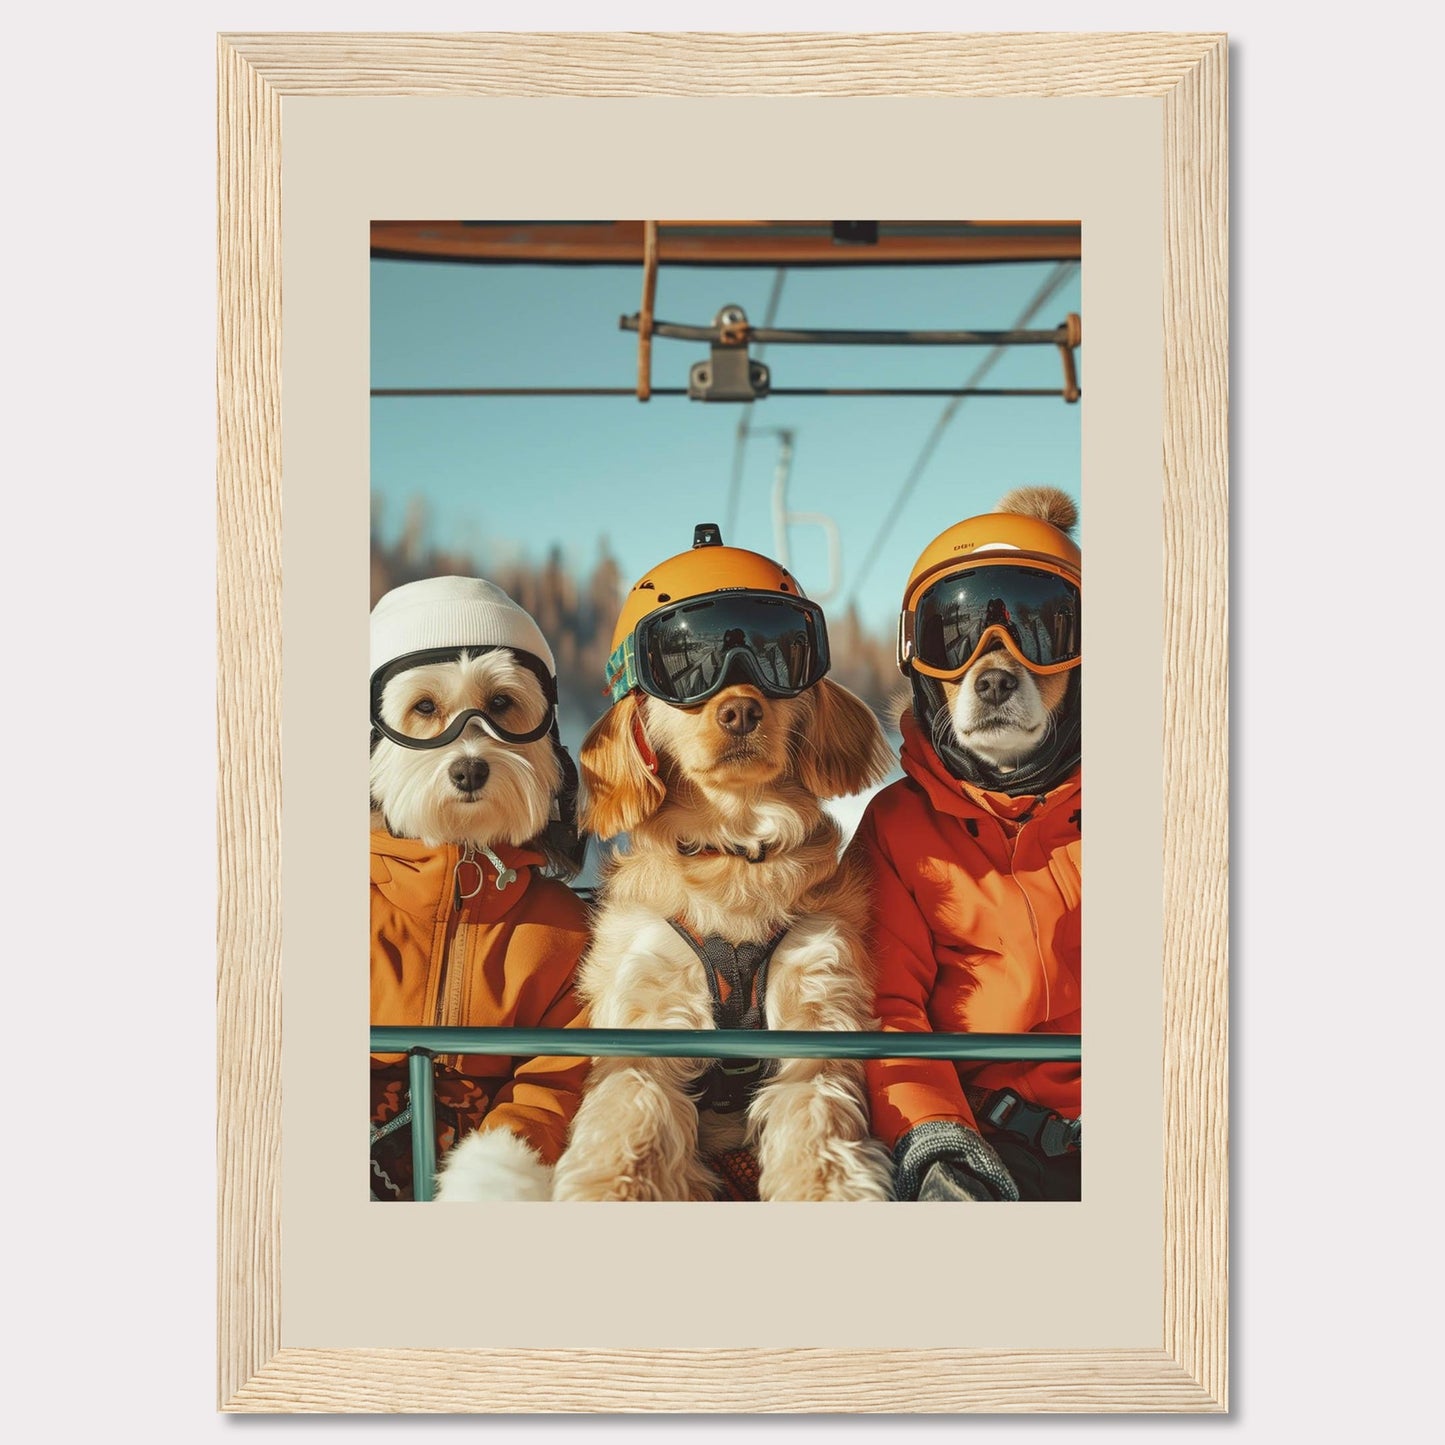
[794,678,892,799]
[579,692,666,839]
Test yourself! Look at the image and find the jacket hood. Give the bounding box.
[898,711,1080,824]
[369,826,548,923]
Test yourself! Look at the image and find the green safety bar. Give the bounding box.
[372,1026,1082,1201]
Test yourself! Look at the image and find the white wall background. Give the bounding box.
[5,1,1434,1437]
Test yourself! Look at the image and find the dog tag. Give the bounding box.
[477,843,518,891]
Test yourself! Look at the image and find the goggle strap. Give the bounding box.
[605,637,638,704]
[372,645,559,705]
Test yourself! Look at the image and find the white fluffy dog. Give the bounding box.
[370,651,562,851]
[369,576,591,1203]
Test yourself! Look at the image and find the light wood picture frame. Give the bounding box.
[218,30,1227,1413]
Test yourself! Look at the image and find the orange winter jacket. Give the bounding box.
[370,828,592,1165]
[847,714,1081,1150]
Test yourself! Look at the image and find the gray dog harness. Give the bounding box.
[668,920,787,1114]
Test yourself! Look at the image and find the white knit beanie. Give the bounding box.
[369,576,556,678]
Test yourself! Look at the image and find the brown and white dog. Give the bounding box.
[927,490,1078,780]
[551,677,895,1201]
[850,486,1084,1204]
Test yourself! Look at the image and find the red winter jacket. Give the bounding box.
[846,713,1081,1153]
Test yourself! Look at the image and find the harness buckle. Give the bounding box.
[983,1089,1024,1130]
[717,1059,765,1077]
[980,1089,1080,1157]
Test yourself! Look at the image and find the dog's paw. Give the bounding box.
[751,1072,894,1200]
[552,1065,717,1200]
[434,1127,553,1202]
[553,1148,717,1202]
[550,1153,631,1201]
[759,1136,894,1202]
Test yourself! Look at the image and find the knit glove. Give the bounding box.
[894,1120,1020,1202]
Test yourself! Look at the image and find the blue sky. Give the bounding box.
[371,253,1081,636]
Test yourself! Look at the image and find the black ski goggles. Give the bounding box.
[606,590,830,707]
[902,563,1081,680]
[370,646,558,749]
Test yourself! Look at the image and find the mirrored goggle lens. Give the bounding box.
[638,594,827,703]
[914,566,1080,671]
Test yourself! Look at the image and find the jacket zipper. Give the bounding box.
[433,842,478,1066]
[991,812,1053,1024]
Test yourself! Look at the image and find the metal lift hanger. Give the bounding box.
[619,304,1081,403]
[369,219,1081,403]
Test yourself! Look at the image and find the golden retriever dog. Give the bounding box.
[551,676,895,1201]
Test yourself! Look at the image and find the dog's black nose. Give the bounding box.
[448,757,491,794]
[716,696,763,736]
[974,669,1019,706]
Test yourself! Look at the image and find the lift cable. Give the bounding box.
[724,267,787,539]
[623,318,1075,347]
[846,261,1079,608]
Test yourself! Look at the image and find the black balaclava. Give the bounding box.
[911,667,1081,798]
[543,726,588,878]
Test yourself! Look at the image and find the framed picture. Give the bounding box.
[218,31,1227,1412]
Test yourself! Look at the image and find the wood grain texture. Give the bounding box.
[1161,35,1230,1411]
[216,34,282,1408]
[223,30,1224,97]
[227,1347,1212,1414]
[216,30,1228,1413]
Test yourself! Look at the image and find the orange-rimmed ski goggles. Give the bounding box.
[899,560,1081,680]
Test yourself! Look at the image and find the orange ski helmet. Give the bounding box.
[605,523,830,706]
[897,510,1082,681]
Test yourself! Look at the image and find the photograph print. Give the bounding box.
[367,220,1083,1205]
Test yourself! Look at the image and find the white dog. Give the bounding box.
[369,576,591,1202]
